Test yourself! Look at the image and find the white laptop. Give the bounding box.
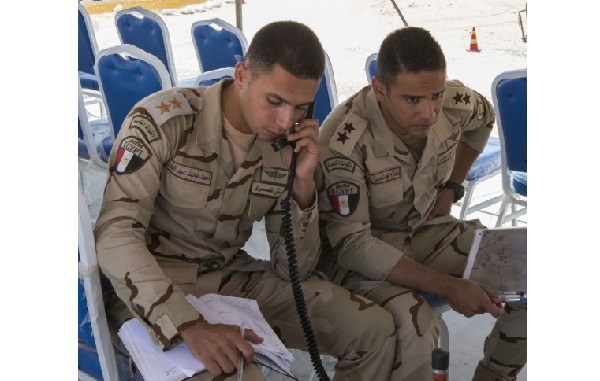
[463,227,527,301]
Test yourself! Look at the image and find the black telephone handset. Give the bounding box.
[273,104,330,381]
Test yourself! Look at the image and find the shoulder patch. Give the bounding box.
[327,181,360,216]
[145,92,194,126]
[444,86,475,111]
[115,136,151,174]
[328,113,367,157]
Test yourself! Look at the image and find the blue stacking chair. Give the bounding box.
[491,69,527,226]
[95,44,172,162]
[364,53,503,219]
[195,67,235,86]
[191,18,248,73]
[79,4,99,92]
[79,4,106,119]
[79,190,144,381]
[313,51,338,126]
[115,7,195,86]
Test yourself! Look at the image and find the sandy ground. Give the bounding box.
[87,0,527,110]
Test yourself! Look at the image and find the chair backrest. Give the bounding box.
[191,18,248,74]
[115,7,178,86]
[491,69,527,174]
[95,44,172,140]
[78,4,98,76]
[365,52,378,84]
[78,190,119,381]
[313,51,338,126]
[195,67,235,86]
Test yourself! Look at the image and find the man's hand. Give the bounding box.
[428,188,455,219]
[180,321,264,377]
[284,118,320,209]
[445,278,505,318]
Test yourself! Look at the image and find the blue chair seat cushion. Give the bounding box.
[465,136,501,182]
[79,71,99,91]
[512,171,527,196]
[420,292,448,309]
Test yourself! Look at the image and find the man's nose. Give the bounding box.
[419,99,436,121]
[275,106,295,130]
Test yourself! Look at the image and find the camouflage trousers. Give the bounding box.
[329,217,527,381]
[105,260,398,381]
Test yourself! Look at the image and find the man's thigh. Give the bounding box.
[403,218,484,276]
[216,269,395,357]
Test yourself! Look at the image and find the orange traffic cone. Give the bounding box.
[467,27,481,52]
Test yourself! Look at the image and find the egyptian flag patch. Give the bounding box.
[115,137,151,174]
[327,181,360,216]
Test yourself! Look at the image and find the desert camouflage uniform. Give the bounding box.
[95,80,397,381]
[316,82,527,381]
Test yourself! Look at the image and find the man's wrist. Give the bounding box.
[441,180,465,203]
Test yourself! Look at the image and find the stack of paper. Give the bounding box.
[117,294,295,381]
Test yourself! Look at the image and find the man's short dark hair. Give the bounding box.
[377,27,446,88]
[245,21,325,80]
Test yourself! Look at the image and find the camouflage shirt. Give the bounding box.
[95,80,320,350]
[316,81,494,282]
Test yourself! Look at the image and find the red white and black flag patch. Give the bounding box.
[327,181,360,216]
[115,137,151,174]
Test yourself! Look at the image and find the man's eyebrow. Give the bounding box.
[266,92,313,107]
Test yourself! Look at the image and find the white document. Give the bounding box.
[117,294,295,381]
[463,227,527,294]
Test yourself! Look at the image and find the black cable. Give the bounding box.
[274,140,330,381]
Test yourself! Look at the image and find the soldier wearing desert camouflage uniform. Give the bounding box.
[316,27,527,381]
[95,21,397,380]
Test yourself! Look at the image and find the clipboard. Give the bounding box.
[463,227,527,297]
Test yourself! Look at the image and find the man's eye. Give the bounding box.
[406,97,419,104]
[432,92,445,100]
[267,97,282,106]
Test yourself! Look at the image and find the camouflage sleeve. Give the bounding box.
[317,131,404,282]
[94,96,201,350]
[445,80,495,152]
[265,190,321,281]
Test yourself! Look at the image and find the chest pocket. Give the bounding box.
[160,162,211,209]
[366,165,403,208]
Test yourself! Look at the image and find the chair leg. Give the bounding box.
[437,314,450,351]
[459,183,475,220]
[495,198,509,227]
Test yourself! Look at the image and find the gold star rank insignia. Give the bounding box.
[156,102,171,114]
[170,97,182,109]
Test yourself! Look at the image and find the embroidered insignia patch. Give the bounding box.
[327,181,360,216]
[165,161,212,185]
[324,157,357,173]
[366,167,401,185]
[130,115,160,142]
[438,147,455,165]
[261,167,289,185]
[444,87,475,111]
[251,182,286,198]
[146,92,194,126]
[115,137,151,174]
[476,98,485,120]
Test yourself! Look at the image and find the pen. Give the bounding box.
[497,292,527,304]
[237,323,244,381]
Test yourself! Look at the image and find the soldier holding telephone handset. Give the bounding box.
[95,21,399,380]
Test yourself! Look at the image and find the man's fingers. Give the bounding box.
[244,329,264,344]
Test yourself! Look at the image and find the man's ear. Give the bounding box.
[234,61,249,89]
[372,76,387,102]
